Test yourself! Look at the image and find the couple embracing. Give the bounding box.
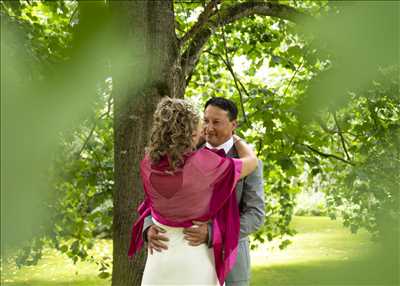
[129,97,265,286]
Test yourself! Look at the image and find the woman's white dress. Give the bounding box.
[141,218,220,286]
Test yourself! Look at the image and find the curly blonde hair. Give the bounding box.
[147,97,200,170]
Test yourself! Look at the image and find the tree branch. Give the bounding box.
[302,144,354,165]
[204,49,249,124]
[316,117,336,134]
[216,4,249,124]
[282,57,304,97]
[257,138,264,157]
[69,5,79,26]
[179,0,220,48]
[316,116,359,138]
[180,1,310,87]
[332,111,352,162]
[77,97,113,158]
[218,1,310,26]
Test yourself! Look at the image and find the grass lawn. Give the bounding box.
[251,216,398,286]
[1,216,398,286]
[1,240,111,286]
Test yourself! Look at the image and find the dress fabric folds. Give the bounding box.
[141,218,219,286]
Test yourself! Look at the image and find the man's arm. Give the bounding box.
[239,159,265,238]
[143,215,169,253]
[143,215,154,241]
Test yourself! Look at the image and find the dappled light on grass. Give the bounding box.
[251,217,398,286]
[1,240,112,286]
[252,217,374,266]
[252,259,396,286]
[1,280,108,286]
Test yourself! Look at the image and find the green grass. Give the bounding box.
[251,216,398,286]
[1,240,111,286]
[1,217,398,286]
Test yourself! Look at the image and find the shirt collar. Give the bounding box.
[205,137,234,154]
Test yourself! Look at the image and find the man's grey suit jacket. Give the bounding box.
[142,145,265,285]
[224,146,264,285]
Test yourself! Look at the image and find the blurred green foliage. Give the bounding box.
[2,1,116,279]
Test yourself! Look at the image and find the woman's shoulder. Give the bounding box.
[140,154,150,171]
[141,154,150,165]
[189,148,224,172]
[192,148,218,158]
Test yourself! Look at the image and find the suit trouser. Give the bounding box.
[226,281,249,286]
[225,238,251,286]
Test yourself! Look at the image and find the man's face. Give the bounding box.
[191,121,203,148]
[203,105,237,147]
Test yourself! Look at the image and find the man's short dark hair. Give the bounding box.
[204,97,238,121]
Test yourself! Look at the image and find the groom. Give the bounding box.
[144,97,265,286]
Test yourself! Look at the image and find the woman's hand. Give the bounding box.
[233,134,241,144]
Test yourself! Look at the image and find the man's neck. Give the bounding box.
[205,137,234,154]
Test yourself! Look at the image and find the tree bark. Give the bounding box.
[110,1,178,285]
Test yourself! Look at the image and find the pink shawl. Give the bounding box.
[128,148,242,286]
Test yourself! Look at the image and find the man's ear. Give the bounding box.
[232,120,237,130]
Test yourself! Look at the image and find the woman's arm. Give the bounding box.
[233,135,258,178]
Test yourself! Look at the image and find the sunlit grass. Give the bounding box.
[2,217,396,286]
[251,216,373,267]
[1,240,111,286]
[251,216,397,286]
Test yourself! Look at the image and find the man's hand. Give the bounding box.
[183,221,209,246]
[147,225,169,255]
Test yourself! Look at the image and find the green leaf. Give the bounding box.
[98,272,111,279]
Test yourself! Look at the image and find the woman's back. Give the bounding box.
[141,148,240,223]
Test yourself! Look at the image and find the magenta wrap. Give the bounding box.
[127,198,151,255]
[128,148,242,286]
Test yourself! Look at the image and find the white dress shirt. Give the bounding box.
[205,137,234,154]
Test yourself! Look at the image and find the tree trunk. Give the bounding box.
[111,1,179,285]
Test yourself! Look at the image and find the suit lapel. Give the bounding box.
[226,145,243,204]
[226,145,239,158]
